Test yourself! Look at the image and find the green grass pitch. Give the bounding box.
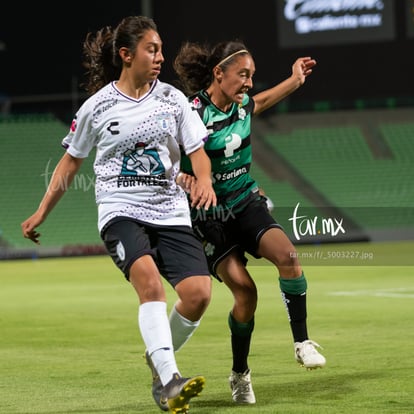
[1,240,413,413]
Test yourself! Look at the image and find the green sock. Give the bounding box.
[279,272,307,295]
[228,312,254,373]
[279,273,308,343]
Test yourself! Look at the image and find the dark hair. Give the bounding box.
[81,16,158,95]
[173,40,250,96]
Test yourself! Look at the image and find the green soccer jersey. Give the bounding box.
[181,90,258,215]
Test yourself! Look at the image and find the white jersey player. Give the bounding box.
[22,15,216,414]
[61,79,209,230]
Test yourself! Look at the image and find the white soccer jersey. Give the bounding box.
[62,80,208,231]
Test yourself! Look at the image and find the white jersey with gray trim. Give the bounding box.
[62,80,208,231]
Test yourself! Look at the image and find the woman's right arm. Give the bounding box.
[21,152,84,244]
[187,147,217,210]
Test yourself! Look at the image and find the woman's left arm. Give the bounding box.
[253,57,316,115]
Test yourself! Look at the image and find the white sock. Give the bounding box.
[169,304,201,352]
[138,301,179,384]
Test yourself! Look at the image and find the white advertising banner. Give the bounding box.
[276,0,396,47]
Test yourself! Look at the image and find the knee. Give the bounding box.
[196,289,211,309]
[278,248,298,267]
[271,247,302,276]
[233,281,258,309]
[243,282,258,301]
[184,287,211,315]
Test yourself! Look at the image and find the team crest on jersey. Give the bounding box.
[238,106,246,120]
[156,114,171,131]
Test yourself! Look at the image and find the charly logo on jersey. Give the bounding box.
[107,121,120,135]
[118,142,166,187]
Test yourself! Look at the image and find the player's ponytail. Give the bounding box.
[82,26,118,95]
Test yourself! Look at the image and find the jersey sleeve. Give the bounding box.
[176,90,208,155]
[61,98,96,158]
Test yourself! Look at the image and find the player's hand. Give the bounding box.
[292,56,317,85]
[21,212,45,244]
[176,172,195,193]
[190,177,217,210]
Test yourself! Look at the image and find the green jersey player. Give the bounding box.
[175,40,326,404]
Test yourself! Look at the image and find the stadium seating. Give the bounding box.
[0,114,101,250]
[257,116,414,234]
[1,110,413,256]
